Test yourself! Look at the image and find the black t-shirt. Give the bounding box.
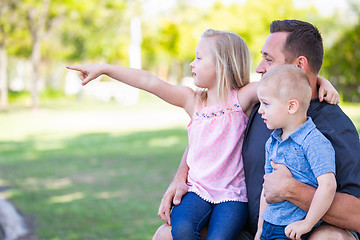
[242,100,360,236]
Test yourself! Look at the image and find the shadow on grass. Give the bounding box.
[0,127,188,240]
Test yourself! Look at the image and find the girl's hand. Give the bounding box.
[317,76,340,104]
[66,64,105,86]
[158,178,188,225]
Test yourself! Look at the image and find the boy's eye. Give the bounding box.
[265,57,272,63]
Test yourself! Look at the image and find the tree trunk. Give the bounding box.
[28,0,50,110]
[31,35,40,109]
[0,40,8,110]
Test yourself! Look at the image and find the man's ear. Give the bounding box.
[288,98,299,114]
[294,56,309,71]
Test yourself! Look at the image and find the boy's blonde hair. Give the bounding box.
[200,29,250,102]
[259,65,312,111]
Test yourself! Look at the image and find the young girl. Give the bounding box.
[67,29,338,240]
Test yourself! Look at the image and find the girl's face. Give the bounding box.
[190,37,217,90]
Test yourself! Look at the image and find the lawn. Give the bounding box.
[0,93,189,240]
[0,94,359,240]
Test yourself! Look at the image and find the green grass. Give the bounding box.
[0,94,359,240]
[0,93,189,240]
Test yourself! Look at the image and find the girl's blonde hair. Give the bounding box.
[200,29,250,102]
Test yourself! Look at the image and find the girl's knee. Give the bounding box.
[171,220,200,240]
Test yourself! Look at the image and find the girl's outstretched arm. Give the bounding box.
[67,64,196,116]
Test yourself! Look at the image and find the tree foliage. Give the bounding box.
[323,21,360,102]
[321,1,360,102]
[0,0,359,106]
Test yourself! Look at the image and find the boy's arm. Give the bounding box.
[263,162,360,232]
[285,173,337,239]
[317,76,340,104]
[158,145,189,225]
[303,173,337,227]
[66,64,196,115]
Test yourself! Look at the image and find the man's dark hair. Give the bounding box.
[270,19,323,74]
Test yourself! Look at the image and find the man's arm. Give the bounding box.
[263,161,360,232]
[158,146,189,225]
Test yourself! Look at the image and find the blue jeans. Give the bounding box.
[171,192,248,240]
[261,221,310,240]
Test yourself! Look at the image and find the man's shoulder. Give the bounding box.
[308,100,357,135]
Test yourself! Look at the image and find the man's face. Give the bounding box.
[256,32,290,76]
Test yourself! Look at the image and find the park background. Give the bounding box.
[0,0,359,239]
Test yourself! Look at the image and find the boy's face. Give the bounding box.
[257,84,289,130]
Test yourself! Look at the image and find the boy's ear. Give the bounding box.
[295,56,309,71]
[288,98,299,114]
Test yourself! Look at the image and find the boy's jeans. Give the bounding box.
[261,220,310,240]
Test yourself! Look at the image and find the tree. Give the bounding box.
[23,0,53,109]
[0,0,21,109]
[323,21,360,102]
[322,1,360,102]
[60,0,131,63]
[141,0,312,83]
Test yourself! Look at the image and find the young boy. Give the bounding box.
[255,65,337,240]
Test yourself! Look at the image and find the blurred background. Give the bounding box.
[0,0,359,239]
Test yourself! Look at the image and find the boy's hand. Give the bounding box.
[285,220,312,240]
[66,64,105,86]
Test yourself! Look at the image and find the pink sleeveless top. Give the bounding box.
[187,90,248,203]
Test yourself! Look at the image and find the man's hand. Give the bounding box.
[158,180,188,225]
[263,161,293,204]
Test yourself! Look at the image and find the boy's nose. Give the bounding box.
[258,107,264,115]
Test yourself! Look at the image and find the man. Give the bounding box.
[153,20,360,240]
